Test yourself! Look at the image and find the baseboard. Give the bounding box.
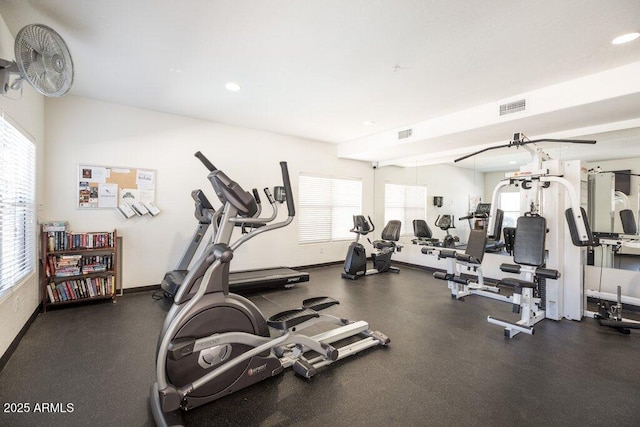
[122,284,162,294]
[293,261,343,270]
[0,304,40,374]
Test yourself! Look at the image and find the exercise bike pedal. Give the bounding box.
[293,358,317,378]
[267,307,319,330]
[302,296,339,312]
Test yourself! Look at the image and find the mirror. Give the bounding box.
[588,170,640,270]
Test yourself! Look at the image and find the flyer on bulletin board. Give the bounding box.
[77,165,156,209]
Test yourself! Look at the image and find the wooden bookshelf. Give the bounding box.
[40,224,118,312]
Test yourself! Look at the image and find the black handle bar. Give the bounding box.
[252,188,261,205]
[194,151,217,172]
[280,162,295,217]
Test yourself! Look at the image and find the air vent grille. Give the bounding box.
[398,128,413,139]
[499,99,526,116]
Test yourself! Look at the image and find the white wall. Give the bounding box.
[373,164,484,245]
[43,96,374,288]
[0,14,46,358]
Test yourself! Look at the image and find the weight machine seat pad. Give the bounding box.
[513,215,546,267]
[620,209,637,235]
[500,277,535,289]
[464,229,488,263]
[565,207,595,247]
[490,209,504,240]
[381,220,402,242]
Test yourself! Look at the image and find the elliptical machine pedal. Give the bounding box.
[302,296,339,311]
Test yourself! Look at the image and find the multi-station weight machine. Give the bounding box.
[454,133,597,337]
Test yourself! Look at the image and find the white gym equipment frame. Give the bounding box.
[483,142,591,336]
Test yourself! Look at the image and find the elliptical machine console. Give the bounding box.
[151,154,389,426]
[342,215,401,280]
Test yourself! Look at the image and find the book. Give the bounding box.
[41,221,68,232]
[46,284,55,303]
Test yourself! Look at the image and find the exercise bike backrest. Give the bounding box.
[173,153,295,304]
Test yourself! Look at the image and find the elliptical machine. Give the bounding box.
[151,155,389,426]
[342,215,401,280]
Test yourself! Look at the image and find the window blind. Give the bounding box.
[299,175,362,243]
[384,183,427,235]
[0,115,36,294]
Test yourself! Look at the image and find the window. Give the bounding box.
[384,183,427,236]
[499,192,520,228]
[0,115,36,295]
[298,175,362,243]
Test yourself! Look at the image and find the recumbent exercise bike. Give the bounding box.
[342,215,402,280]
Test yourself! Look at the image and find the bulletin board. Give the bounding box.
[77,165,156,209]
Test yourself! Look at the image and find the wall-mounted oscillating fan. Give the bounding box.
[0,24,74,97]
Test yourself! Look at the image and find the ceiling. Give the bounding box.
[0,0,639,171]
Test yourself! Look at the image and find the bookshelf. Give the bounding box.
[40,222,118,312]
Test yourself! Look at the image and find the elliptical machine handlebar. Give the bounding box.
[194,151,217,172]
[280,161,295,217]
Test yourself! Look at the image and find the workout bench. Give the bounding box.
[432,229,506,301]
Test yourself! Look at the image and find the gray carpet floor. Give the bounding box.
[1,264,639,426]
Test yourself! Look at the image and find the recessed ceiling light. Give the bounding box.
[363,121,375,126]
[612,32,640,45]
[509,160,517,164]
[225,82,241,92]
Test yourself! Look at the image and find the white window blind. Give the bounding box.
[384,183,427,235]
[0,115,36,294]
[298,175,362,243]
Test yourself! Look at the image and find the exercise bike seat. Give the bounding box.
[372,220,401,249]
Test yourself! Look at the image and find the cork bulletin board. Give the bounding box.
[77,165,156,209]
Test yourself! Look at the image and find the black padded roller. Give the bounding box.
[500,263,521,274]
[433,271,450,281]
[535,268,560,279]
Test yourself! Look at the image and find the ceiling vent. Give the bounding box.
[398,128,413,139]
[499,99,526,116]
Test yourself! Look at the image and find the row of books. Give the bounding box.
[46,254,114,278]
[46,231,115,252]
[46,276,115,303]
[41,221,68,232]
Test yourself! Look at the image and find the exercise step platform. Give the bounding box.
[267,307,319,330]
[302,296,339,312]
